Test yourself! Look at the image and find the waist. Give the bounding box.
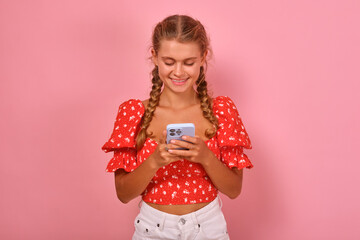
[139,195,223,225]
[146,201,210,215]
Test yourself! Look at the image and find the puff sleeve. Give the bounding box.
[214,96,253,170]
[101,99,144,172]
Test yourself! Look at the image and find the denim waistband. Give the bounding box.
[137,195,223,230]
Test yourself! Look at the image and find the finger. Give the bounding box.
[180,135,201,145]
[169,139,195,150]
[160,143,177,153]
[159,130,167,144]
[166,143,183,150]
[163,145,169,152]
[161,151,183,163]
[168,149,193,157]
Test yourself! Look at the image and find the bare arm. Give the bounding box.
[201,153,243,199]
[114,157,158,203]
[168,136,244,199]
[114,131,182,203]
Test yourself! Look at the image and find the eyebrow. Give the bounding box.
[161,57,197,61]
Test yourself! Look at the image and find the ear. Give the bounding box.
[151,48,158,66]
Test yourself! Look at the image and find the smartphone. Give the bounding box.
[166,123,195,150]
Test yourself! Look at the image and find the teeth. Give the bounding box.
[172,79,186,82]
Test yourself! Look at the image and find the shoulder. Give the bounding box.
[141,99,149,109]
[118,98,145,112]
[102,99,145,152]
[212,95,239,115]
[213,96,252,149]
[115,98,145,123]
[117,98,145,115]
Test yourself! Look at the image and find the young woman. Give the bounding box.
[102,14,253,240]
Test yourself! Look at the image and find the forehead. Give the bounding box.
[157,40,201,59]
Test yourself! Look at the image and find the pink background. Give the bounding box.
[1,0,359,239]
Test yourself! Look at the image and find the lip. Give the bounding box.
[170,78,189,86]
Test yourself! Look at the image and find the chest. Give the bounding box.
[146,105,214,143]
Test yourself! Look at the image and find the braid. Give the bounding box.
[196,66,219,138]
[136,66,163,150]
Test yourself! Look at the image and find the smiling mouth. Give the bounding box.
[171,78,188,82]
[170,78,189,86]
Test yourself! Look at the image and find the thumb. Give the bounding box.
[159,130,167,144]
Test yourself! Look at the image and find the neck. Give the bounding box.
[159,87,199,109]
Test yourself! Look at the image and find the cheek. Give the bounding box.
[157,67,172,81]
[159,68,170,76]
[188,67,201,77]
[157,65,169,73]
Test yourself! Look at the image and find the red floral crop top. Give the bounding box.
[102,96,253,205]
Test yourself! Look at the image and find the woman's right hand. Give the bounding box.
[148,130,183,170]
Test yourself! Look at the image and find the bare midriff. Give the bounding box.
[146,201,211,215]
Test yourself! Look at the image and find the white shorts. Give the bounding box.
[132,196,230,240]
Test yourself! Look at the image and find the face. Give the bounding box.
[152,40,206,94]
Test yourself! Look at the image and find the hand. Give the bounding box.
[167,135,214,165]
[148,130,183,170]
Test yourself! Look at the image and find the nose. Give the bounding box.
[173,63,184,77]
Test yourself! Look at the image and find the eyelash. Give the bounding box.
[165,63,195,66]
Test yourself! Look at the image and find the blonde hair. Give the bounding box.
[136,15,218,150]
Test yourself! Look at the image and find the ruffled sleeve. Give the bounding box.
[101,99,144,172]
[213,96,253,170]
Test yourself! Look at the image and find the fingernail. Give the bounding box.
[170,140,175,143]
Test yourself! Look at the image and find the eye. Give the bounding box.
[164,62,174,66]
[185,62,195,66]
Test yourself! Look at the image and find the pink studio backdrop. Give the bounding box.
[1,0,359,239]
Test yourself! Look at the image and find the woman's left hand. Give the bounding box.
[167,135,214,165]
